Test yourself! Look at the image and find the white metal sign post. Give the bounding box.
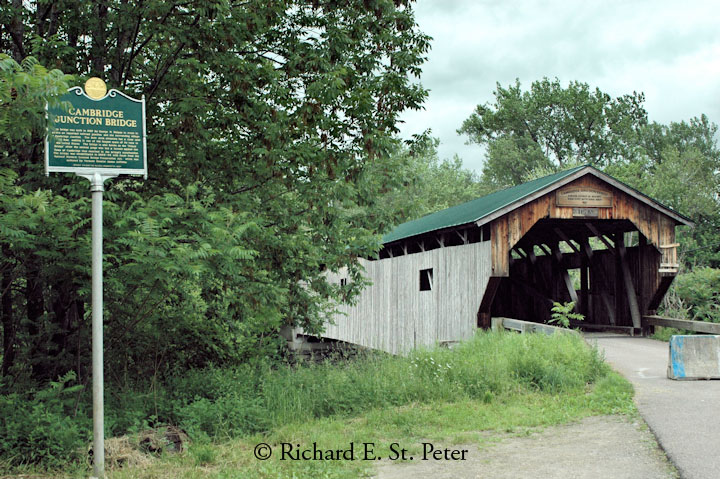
[46,78,146,478]
[87,172,113,479]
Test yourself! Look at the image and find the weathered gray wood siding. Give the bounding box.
[323,241,492,354]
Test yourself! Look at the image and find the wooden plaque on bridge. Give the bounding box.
[556,187,613,208]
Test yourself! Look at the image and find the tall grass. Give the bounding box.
[1,330,615,472]
[166,330,610,439]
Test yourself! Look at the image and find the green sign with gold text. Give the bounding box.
[45,85,147,177]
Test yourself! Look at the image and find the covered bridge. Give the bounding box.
[314,165,693,355]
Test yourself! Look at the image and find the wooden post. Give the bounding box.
[478,276,501,329]
[586,223,615,251]
[551,242,578,306]
[648,276,675,311]
[581,255,589,318]
[617,235,642,330]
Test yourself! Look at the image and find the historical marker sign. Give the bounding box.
[44,78,147,479]
[45,83,147,178]
[556,187,612,208]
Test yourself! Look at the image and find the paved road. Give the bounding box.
[586,333,720,479]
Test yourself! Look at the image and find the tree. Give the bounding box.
[624,117,720,267]
[458,78,647,187]
[376,137,488,221]
[458,76,719,268]
[0,55,72,377]
[0,1,431,381]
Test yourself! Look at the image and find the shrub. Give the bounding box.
[0,331,616,470]
[675,267,720,323]
[0,372,90,468]
[549,301,585,328]
[176,394,269,440]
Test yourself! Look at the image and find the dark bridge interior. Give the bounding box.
[490,218,673,330]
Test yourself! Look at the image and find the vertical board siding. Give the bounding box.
[323,241,492,355]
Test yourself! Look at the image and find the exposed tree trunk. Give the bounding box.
[91,0,109,77]
[8,0,26,61]
[111,0,132,86]
[48,284,83,378]
[1,247,15,376]
[25,255,46,378]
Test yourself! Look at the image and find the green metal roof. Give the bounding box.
[381,165,590,244]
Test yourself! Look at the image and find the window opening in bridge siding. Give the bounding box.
[419,268,433,291]
[481,224,491,242]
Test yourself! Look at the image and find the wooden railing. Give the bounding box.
[490,315,720,336]
[642,315,720,335]
[491,317,580,336]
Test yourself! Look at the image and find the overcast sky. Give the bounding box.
[398,0,720,172]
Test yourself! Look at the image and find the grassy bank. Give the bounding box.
[1,330,635,477]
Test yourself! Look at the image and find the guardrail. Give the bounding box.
[491,315,720,337]
[642,315,720,335]
[491,317,580,336]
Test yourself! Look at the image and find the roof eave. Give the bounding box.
[474,167,694,229]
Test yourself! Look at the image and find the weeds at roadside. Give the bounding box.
[1,330,635,478]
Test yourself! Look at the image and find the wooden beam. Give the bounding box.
[585,223,616,251]
[577,237,616,325]
[550,242,563,263]
[497,317,579,336]
[647,275,675,311]
[643,316,720,335]
[581,255,589,318]
[599,289,617,326]
[508,276,554,306]
[525,246,538,265]
[553,227,580,254]
[478,276,502,328]
[562,270,579,305]
[549,242,578,306]
[579,237,594,260]
[617,235,641,329]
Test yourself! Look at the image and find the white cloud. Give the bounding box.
[399,0,720,172]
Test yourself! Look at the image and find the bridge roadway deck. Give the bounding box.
[586,333,720,479]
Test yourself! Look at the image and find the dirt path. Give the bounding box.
[373,415,677,479]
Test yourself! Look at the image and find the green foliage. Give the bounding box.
[165,331,609,439]
[674,268,720,323]
[0,332,618,473]
[549,301,585,328]
[0,54,72,144]
[606,116,720,268]
[459,77,647,190]
[461,77,719,268]
[0,372,89,468]
[190,443,217,466]
[651,326,687,342]
[176,394,269,441]
[376,137,489,222]
[0,1,432,383]
[585,373,635,415]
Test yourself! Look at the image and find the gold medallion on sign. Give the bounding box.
[84,77,107,100]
